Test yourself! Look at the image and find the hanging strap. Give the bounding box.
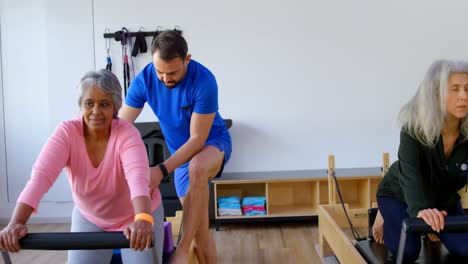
[121,28,132,96]
[139,28,147,53]
[131,31,141,57]
[105,28,112,71]
[131,28,148,57]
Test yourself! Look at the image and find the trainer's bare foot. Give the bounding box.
[171,249,189,264]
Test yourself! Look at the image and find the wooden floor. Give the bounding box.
[0,221,321,264]
[214,222,321,263]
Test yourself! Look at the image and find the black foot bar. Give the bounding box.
[19,232,131,250]
[396,215,468,264]
[1,232,150,264]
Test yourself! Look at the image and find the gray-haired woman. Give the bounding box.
[375,60,468,262]
[0,69,164,263]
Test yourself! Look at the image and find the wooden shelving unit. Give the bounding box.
[212,154,389,230]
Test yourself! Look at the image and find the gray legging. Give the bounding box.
[68,205,164,264]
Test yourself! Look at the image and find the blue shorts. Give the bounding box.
[174,138,232,197]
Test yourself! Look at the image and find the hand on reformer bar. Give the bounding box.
[124,220,154,252]
[417,208,447,233]
[0,223,28,253]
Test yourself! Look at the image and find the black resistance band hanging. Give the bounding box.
[103,26,184,96]
[119,27,131,96]
[105,28,112,71]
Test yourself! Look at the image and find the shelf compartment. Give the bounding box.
[267,181,316,216]
[317,180,329,205]
[268,204,316,216]
[214,182,266,218]
[332,179,370,209]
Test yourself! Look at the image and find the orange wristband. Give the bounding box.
[134,213,154,226]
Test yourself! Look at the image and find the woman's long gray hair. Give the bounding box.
[77,69,123,117]
[399,59,468,146]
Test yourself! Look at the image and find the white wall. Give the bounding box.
[2,0,468,221]
[42,0,95,202]
[94,0,468,172]
[0,15,7,205]
[0,0,94,222]
[1,0,52,220]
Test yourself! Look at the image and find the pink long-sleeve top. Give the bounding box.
[17,116,162,231]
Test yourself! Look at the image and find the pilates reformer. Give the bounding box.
[318,154,468,264]
[355,208,468,264]
[0,232,148,264]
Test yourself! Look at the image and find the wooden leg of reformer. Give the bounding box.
[319,230,334,258]
[382,152,390,176]
[328,155,336,205]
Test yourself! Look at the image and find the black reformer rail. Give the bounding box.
[1,232,139,264]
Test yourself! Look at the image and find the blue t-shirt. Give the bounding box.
[126,60,231,155]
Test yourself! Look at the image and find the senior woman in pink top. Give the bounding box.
[0,70,164,264]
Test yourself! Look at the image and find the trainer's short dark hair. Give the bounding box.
[151,30,188,61]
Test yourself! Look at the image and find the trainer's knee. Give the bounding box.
[188,160,209,187]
